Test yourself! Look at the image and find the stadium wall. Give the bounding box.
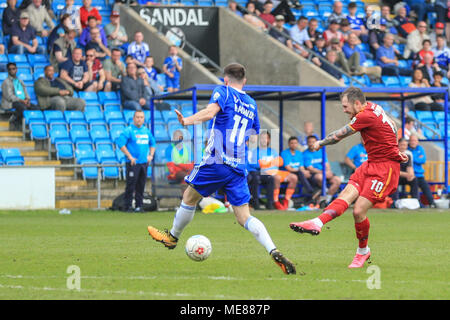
[217,8,360,160]
[119,4,221,89]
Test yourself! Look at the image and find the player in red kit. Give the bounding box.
[290,87,409,268]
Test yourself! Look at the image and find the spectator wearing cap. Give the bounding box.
[307,18,322,46]
[9,11,46,54]
[80,0,102,29]
[327,0,346,25]
[343,32,382,78]
[329,37,352,74]
[259,1,275,26]
[24,0,55,37]
[289,16,312,58]
[2,0,21,36]
[49,28,77,72]
[431,71,446,104]
[311,35,327,67]
[104,11,128,53]
[430,22,446,48]
[269,15,293,50]
[369,18,388,57]
[404,21,430,59]
[59,0,82,33]
[432,35,450,71]
[323,19,344,48]
[376,33,412,77]
[79,15,107,48]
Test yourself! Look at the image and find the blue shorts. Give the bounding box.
[166,75,180,89]
[185,163,250,207]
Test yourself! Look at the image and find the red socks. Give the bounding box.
[318,198,349,225]
[355,217,370,248]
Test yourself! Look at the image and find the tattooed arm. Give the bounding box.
[313,124,357,151]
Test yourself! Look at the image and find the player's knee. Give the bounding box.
[352,205,366,220]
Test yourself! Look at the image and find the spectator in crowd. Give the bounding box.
[104,48,126,92]
[24,0,55,37]
[47,13,71,55]
[433,35,450,71]
[269,15,293,50]
[303,135,342,205]
[228,0,243,18]
[80,0,101,30]
[328,0,346,25]
[121,62,148,110]
[343,32,382,78]
[408,134,436,208]
[143,56,158,83]
[346,2,367,38]
[9,12,46,54]
[290,16,312,57]
[434,0,447,24]
[281,136,316,197]
[320,50,344,82]
[340,19,352,43]
[404,21,430,59]
[84,26,111,60]
[49,28,76,72]
[243,1,266,30]
[255,0,298,24]
[344,139,367,172]
[116,110,156,213]
[414,39,435,68]
[1,62,39,129]
[34,65,86,111]
[369,18,388,57]
[363,4,375,30]
[408,0,435,23]
[127,31,150,67]
[85,47,105,92]
[393,3,414,40]
[247,135,275,210]
[391,137,419,202]
[311,35,327,65]
[257,131,298,210]
[59,0,82,33]
[431,71,446,104]
[138,66,161,101]
[259,1,275,26]
[79,16,107,48]
[408,68,443,111]
[418,52,442,84]
[165,129,194,193]
[380,4,396,34]
[307,18,322,46]
[323,19,344,48]
[376,33,412,76]
[430,22,446,48]
[329,37,352,75]
[397,116,419,140]
[59,47,96,92]
[2,0,21,36]
[298,121,319,147]
[163,45,183,93]
[104,11,128,53]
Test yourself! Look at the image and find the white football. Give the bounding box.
[185,235,212,262]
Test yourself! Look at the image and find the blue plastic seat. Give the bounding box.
[85,109,105,126]
[70,125,92,146]
[154,124,170,142]
[90,125,111,146]
[399,76,411,87]
[55,140,74,159]
[44,110,66,128]
[0,148,25,166]
[416,110,434,123]
[24,110,44,125]
[123,110,135,125]
[154,143,170,164]
[110,123,126,143]
[29,120,48,140]
[433,111,445,123]
[49,125,70,145]
[381,76,400,87]
[64,110,87,128]
[98,91,118,105]
[162,110,178,122]
[104,110,125,126]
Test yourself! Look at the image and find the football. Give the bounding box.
[185,235,212,262]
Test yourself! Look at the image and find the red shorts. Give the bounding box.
[348,160,400,204]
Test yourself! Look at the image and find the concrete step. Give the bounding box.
[55,180,88,188]
[55,170,75,177]
[21,150,49,157]
[55,199,113,209]
[24,160,61,166]
[0,140,35,151]
[56,189,98,200]
[0,121,9,132]
[0,131,22,141]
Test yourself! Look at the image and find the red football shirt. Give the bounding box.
[348,101,402,163]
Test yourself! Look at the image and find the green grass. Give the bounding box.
[0,208,449,300]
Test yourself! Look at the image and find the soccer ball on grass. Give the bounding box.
[185,235,212,262]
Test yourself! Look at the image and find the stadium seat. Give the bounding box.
[7,54,31,71]
[154,124,170,142]
[55,139,74,160]
[399,76,411,87]
[85,108,105,126]
[98,91,119,106]
[162,110,178,122]
[110,123,126,143]
[44,110,66,128]
[433,112,445,123]
[79,91,101,108]
[0,72,8,81]
[49,125,70,145]
[70,125,92,146]
[75,147,98,179]
[29,120,48,140]
[381,76,400,87]
[103,103,121,112]
[154,143,170,164]
[64,110,87,128]
[0,54,8,64]
[0,148,25,166]
[90,124,111,146]
[23,110,44,125]
[104,110,125,126]
[416,111,434,123]
[123,109,135,125]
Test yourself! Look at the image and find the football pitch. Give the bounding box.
[0,208,449,300]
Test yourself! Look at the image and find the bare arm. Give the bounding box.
[175,103,221,126]
[344,156,357,171]
[317,124,357,148]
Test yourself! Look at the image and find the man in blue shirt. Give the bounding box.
[344,141,368,171]
[147,63,296,275]
[408,134,436,208]
[116,110,156,212]
[303,135,342,204]
[281,136,315,197]
[376,33,412,76]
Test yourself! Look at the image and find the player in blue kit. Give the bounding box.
[147,63,296,275]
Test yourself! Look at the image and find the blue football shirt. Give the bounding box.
[281,148,304,170]
[116,124,156,164]
[346,143,368,168]
[303,149,328,171]
[202,85,260,175]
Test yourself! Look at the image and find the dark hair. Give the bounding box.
[111,48,121,54]
[422,39,431,46]
[288,136,298,143]
[309,18,318,23]
[434,70,444,78]
[44,64,53,71]
[7,62,16,69]
[307,135,318,141]
[398,137,407,144]
[341,86,366,105]
[87,15,98,21]
[437,34,446,40]
[264,0,272,5]
[348,2,357,9]
[298,16,308,22]
[224,63,246,82]
[405,116,415,124]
